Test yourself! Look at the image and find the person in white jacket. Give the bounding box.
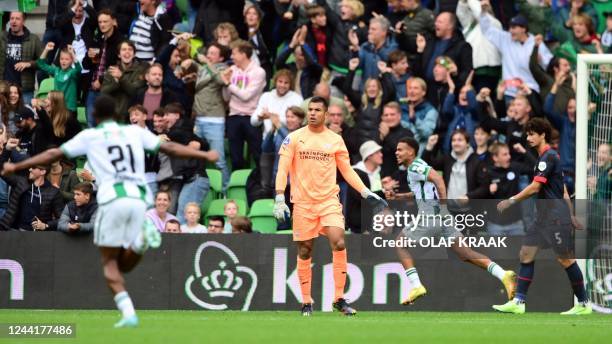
[251,69,303,137]
[456,0,502,91]
[480,0,553,100]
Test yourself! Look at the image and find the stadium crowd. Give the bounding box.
[0,0,610,234]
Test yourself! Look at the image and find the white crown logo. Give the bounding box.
[201,261,244,298]
[185,242,258,310]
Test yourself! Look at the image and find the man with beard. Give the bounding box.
[131,63,180,121]
[0,157,63,231]
[0,11,42,105]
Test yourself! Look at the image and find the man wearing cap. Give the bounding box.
[346,140,385,233]
[480,0,553,100]
[11,106,44,160]
[0,158,63,231]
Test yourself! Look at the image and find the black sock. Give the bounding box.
[516,262,535,302]
[565,262,588,303]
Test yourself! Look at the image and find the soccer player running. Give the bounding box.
[1,95,219,327]
[494,118,591,315]
[391,137,516,305]
[274,96,388,316]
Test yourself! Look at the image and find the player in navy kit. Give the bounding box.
[493,118,591,315]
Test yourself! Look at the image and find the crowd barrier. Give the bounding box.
[0,232,572,311]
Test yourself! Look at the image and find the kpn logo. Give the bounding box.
[185,242,258,310]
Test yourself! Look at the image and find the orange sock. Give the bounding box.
[297,257,312,304]
[332,249,347,301]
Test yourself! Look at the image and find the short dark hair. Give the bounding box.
[306,4,325,18]
[207,42,231,61]
[230,40,253,58]
[164,103,184,117]
[208,215,225,226]
[399,136,419,154]
[117,40,136,53]
[93,94,117,122]
[309,96,329,110]
[152,107,165,118]
[474,125,490,135]
[525,118,552,143]
[166,219,181,228]
[388,50,407,66]
[450,128,470,143]
[97,8,116,19]
[73,182,94,196]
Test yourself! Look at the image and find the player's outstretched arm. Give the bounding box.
[497,181,541,212]
[337,150,388,211]
[159,142,219,162]
[1,148,64,176]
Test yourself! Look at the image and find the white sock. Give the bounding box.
[405,268,423,288]
[487,262,506,281]
[114,291,136,318]
[131,231,146,255]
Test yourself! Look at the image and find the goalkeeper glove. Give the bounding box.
[273,194,291,222]
[361,189,388,214]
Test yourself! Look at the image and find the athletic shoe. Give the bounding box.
[143,218,162,249]
[401,285,427,305]
[492,300,525,314]
[114,315,139,328]
[332,298,357,316]
[502,270,517,300]
[561,303,592,315]
[301,303,313,316]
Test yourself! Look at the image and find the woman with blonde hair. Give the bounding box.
[31,91,81,154]
[343,57,394,150]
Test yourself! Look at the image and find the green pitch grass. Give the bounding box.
[0,310,610,343]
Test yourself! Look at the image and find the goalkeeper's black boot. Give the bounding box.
[301,303,313,316]
[333,298,357,316]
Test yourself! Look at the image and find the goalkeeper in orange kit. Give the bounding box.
[274,96,388,316]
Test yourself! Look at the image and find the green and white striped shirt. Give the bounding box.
[407,158,439,214]
[60,121,161,205]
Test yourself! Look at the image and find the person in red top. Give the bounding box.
[306,5,328,68]
[274,96,387,316]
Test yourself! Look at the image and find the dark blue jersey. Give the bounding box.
[533,145,571,224]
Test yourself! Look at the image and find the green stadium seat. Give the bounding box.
[227,169,252,206]
[248,199,277,233]
[206,168,223,196]
[200,192,214,223]
[275,229,293,234]
[77,107,87,127]
[36,78,54,99]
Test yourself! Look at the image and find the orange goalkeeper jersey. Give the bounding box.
[276,126,367,204]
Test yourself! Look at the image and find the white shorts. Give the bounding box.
[94,198,147,248]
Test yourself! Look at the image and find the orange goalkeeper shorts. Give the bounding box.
[292,198,345,242]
